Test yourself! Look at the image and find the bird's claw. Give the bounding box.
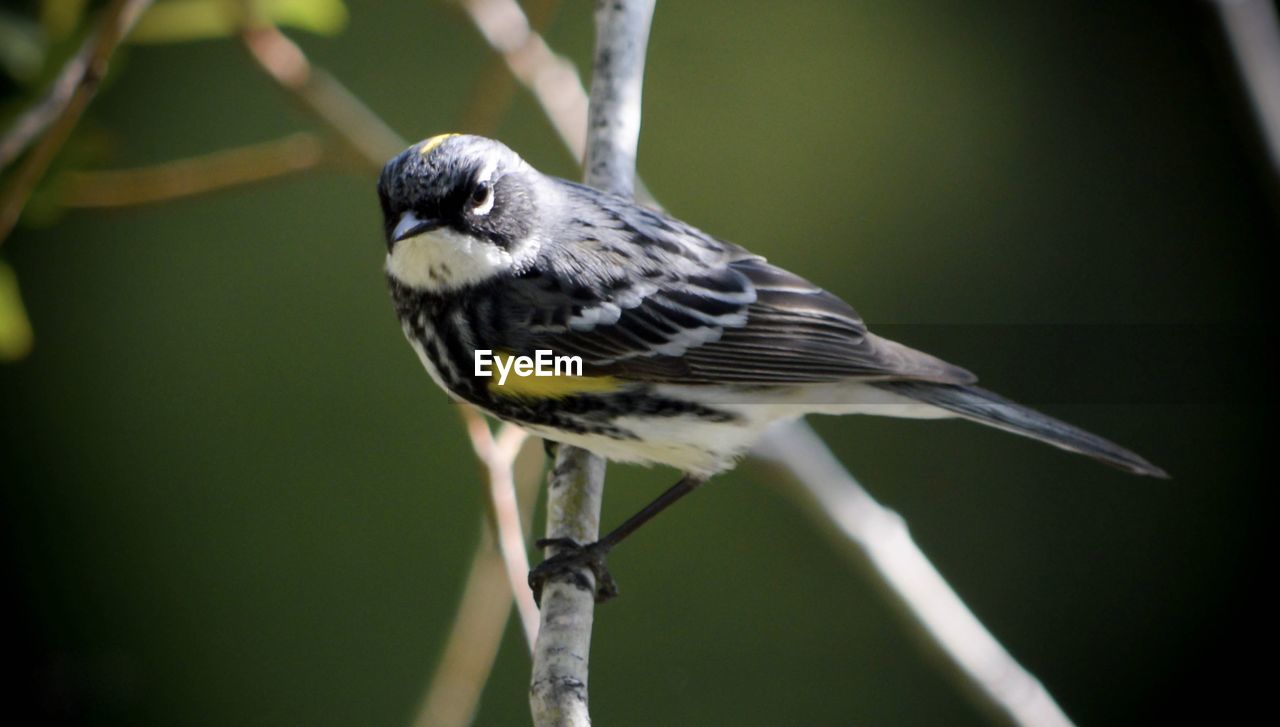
[529,537,618,606]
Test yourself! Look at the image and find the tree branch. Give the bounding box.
[0,0,154,246]
[459,408,541,645]
[581,1,652,199]
[241,24,406,168]
[455,0,564,136]
[528,445,606,727]
[60,132,327,208]
[528,3,654,726]
[455,0,589,161]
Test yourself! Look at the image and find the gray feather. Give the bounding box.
[876,381,1168,477]
[496,181,975,385]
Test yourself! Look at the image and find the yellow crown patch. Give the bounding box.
[418,133,461,156]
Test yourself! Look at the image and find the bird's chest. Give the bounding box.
[393,292,482,399]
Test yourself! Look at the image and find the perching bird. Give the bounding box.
[378,134,1166,601]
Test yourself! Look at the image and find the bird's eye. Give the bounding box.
[470,182,493,212]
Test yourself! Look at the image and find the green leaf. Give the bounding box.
[0,261,34,362]
[130,0,348,44]
[256,0,348,34]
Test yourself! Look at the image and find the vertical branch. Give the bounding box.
[529,3,655,726]
[528,447,606,727]
[582,1,654,198]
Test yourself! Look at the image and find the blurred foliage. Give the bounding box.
[131,0,348,43]
[0,260,34,359]
[0,1,1274,726]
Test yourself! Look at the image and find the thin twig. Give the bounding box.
[0,0,154,245]
[461,2,1076,724]
[241,24,406,168]
[456,0,590,162]
[0,0,146,168]
[60,132,327,208]
[459,408,540,644]
[456,0,564,136]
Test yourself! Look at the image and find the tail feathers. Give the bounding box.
[875,381,1168,478]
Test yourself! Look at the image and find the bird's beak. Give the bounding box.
[391,211,442,244]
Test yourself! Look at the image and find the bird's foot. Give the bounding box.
[529,537,618,606]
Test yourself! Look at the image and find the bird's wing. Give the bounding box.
[492,190,974,386]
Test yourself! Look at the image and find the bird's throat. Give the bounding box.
[385,228,515,292]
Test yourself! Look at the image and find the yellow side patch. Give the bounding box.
[482,351,620,399]
[489,374,621,399]
[418,133,460,156]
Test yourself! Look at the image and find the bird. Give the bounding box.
[377,133,1166,601]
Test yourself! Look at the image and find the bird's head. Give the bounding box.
[378,134,542,291]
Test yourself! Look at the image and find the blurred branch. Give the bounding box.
[0,0,147,169]
[241,24,405,169]
[528,3,653,726]
[456,0,563,135]
[0,0,154,245]
[461,1,1076,725]
[751,421,1074,727]
[1213,0,1280,184]
[414,413,544,727]
[60,132,326,208]
[455,0,589,162]
[459,408,540,645]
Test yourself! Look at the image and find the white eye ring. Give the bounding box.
[470,182,495,216]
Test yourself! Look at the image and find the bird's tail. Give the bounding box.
[874,381,1168,478]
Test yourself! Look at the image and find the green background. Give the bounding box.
[2,1,1271,724]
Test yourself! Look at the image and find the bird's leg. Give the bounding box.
[529,474,708,605]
